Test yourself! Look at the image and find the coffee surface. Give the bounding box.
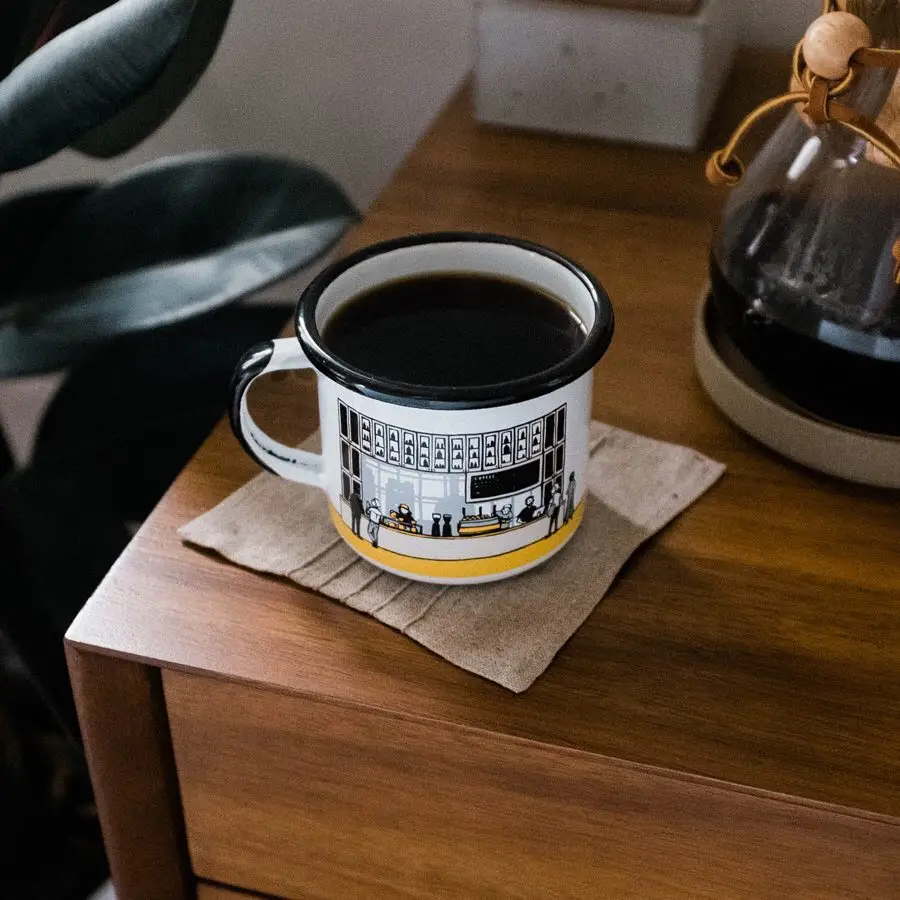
[321,273,586,387]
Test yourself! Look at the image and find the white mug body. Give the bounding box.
[315,369,592,583]
[231,233,613,585]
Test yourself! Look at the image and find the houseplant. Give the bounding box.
[0,2,357,896]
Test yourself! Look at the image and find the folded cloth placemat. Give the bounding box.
[180,422,724,692]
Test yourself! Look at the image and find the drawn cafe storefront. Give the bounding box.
[335,399,571,562]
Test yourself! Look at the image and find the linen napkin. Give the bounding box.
[179,422,724,692]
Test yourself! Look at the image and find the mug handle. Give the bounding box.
[229,338,325,488]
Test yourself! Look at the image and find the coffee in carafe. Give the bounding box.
[707,0,900,435]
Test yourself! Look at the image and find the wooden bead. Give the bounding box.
[705,152,743,187]
[705,155,728,187]
[802,11,872,80]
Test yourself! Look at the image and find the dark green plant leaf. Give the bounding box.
[1,0,209,157]
[0,183,97,296]
[32,303,295,521]
[0,427,13,480]
[0,0,196,172]
[0,153,358,376]
[75,0,233,158]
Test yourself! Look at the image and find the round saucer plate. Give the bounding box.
[693,292,900,489]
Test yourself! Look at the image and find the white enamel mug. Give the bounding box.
[230,233,613,584]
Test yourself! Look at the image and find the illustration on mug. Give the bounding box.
[336,400,579,561]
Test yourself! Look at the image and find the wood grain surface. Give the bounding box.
[66,647,194,900]
[396,50,788,223]
[66,49,900,897]
[196,883,274,899]
[167,671,899,900]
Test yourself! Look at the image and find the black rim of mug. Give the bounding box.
[295,232,614,409]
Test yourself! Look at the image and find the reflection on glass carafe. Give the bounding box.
[709,3,900,435]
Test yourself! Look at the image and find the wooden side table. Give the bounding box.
[66,53,900,900]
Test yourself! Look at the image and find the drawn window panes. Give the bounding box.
[417,434,432,470]
[402,430,417,468]
[531,421,543,457]
[483,433,498,469]
[500,430,513,465]
[373,422,386,459]
[450,437,465,472]
[515,426,528,461]
[433,436,448,472]
[468,435,482,471]
[337,401,566,529]
[388,427,401,464]
[528,404,566,509]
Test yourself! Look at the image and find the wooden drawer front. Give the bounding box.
[165,671,900,900]
[197,883,274,899]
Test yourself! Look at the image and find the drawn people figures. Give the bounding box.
[442,513,453,537]
[349,489,364,538]
[498,504,513,529]
[547,480,563,536]
[395,503,416,529]
[517,495,540,524]
[365,498,382,548]
[564,472,576,524]
[432,513,442,537]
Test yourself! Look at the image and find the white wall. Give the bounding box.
[1,0,475,209]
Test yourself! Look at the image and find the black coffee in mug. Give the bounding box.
[321,273,587,387]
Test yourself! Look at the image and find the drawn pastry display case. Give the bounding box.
[457,506,507,536]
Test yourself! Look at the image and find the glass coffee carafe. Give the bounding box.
[709,1,900,435]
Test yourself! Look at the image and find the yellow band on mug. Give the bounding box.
[329,500,585,581]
